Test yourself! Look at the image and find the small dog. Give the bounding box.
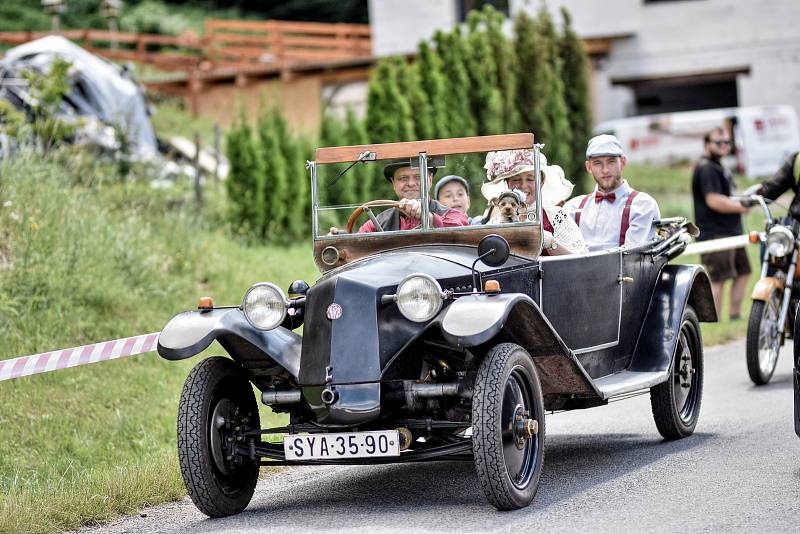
[488,190,526,224]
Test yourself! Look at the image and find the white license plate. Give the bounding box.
[284,430,400,460]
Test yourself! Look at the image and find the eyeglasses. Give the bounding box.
[712,140,732,146]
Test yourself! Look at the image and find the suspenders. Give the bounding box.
[575,190,639,246]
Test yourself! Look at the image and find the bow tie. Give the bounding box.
[595,191,616,203]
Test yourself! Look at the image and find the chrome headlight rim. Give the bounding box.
[766,225,793,258]
[395,273,444,323]
[242,282,288,331]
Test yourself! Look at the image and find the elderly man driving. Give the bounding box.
[355,159,468,233]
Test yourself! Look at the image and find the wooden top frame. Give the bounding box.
[314,133,535,164]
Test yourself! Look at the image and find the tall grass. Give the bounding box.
[0,151,319,533]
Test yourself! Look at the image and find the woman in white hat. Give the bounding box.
[481,149,587,255]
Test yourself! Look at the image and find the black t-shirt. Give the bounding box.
[692,156,743,241]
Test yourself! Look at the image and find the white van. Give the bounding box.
[594,106,800,177]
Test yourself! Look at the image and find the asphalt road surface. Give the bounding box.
[86,338,800,533]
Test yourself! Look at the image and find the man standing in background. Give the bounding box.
[692,127,750,319]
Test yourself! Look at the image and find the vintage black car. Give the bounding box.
[157,134,716,517]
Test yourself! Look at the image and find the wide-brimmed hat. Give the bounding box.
[383,158,438,182]
[481,149,573,206]
[434,175,469,199]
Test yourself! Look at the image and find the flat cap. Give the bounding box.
[586,134,624,158]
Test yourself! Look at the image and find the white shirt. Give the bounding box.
[564,180,660,252]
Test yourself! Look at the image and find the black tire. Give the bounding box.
[472,343,545,510]
[746,292,782,385]
[650,306,704,440]
[177,356,260,518]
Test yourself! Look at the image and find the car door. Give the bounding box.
[538,250,623,353]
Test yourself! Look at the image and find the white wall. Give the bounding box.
[368,0,458,57]
[512,0,800,123]
[370,0,800,126]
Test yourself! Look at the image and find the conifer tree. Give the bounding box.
[365,58,414,143]
[318,111,345,206]
[465,10,504,135]
[225,113,265,237]
[416,41,450,138]
[397,59,433,140]
[343,106,382,202]
[257,107,290,239]
[483,4,520,132]
[537,6,573,173]
[514,10,548,142]
[283,132,311,240]
[433,29,477,137]
[514,8,572,168]
[559,7,592,192]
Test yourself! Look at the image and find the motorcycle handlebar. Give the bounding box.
[730,194,773,224]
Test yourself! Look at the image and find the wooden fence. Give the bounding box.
[0,19,372,73]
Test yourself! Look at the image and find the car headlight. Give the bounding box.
[395,274,443,322]
[766,225,794,258]
[242,282,287,330]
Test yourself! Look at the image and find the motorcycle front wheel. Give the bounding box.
[746,291,782,385]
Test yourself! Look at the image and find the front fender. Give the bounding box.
[630,264,715,374]
[440,293,598,396]
[752,277,783,301]
[157,308,301,379]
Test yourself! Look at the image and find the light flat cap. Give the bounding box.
[586,134,625,158]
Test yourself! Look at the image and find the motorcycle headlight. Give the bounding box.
[395,273,443,323]
[242,282,287,330]
[766,226,794,258]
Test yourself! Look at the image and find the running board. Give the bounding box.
[593,370,667,400]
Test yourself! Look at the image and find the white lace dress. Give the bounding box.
[543,205,588,254]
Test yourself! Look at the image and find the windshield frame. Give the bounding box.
[309,134,542,240]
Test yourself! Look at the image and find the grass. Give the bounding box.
[627,163,777,346]
[149,99,221,147]
[0,150,320,533]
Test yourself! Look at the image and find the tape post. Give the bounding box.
[0,332,160,383]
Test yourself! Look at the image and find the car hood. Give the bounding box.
[318,245,530,287]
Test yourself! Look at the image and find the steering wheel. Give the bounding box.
[346,200,400,233]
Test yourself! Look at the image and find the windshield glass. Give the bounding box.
[311,148,543,239]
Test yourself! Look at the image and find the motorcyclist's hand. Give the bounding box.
[398,198,422,219]
[742,184,762,196]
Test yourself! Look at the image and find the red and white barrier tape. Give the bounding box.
[0,332,160,383]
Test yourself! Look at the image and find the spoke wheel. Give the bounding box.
[177,357,260,518]
[472,343,545,510]
[746,291,782,385]
[651,306,704,440]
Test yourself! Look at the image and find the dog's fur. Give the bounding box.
[488,191,525,224]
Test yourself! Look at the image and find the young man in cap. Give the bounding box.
[565,134,660,252]
[692,126,750,319]
[355,159,468,233]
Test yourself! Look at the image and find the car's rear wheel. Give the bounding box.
[650,306,703,440]
[746,291,782,385]
[177,356,260,518]
[472,343,545,510]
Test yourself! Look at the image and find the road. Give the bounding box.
[86,338,800,533]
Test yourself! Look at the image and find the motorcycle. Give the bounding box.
[739,194,799,385]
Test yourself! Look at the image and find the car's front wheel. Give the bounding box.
[472,343,545,510]
[650,306,704,439]
[177,356,261,518]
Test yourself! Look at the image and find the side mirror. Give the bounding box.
[477,234,510,267]
[288,280,310,297]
